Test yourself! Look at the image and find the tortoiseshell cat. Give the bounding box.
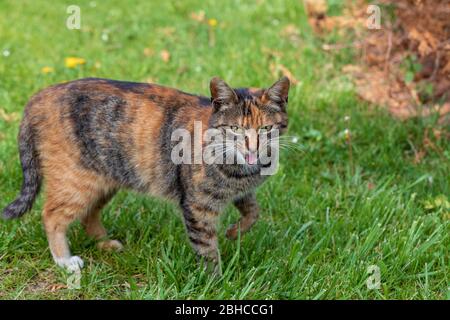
[2,76,289,273]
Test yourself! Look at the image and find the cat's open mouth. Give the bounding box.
[244,152,258,165]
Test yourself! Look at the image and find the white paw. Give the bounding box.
[55,256,84,272]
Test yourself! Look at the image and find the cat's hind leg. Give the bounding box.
[42,172,115,271]
[80,190,123,252]
[43,196,85,272]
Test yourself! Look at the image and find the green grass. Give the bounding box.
[0,0,448,299]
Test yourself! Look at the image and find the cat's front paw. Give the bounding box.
[225,224,240,240]
[201,259,222,277]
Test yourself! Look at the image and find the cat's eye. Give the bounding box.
[259,125,273,133]
[229,126,245,135]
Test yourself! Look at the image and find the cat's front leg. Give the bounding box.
[226,193,260,240]
[181,201,221,275]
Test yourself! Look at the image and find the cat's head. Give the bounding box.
[208,77,289,171]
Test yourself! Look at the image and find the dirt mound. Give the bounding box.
[305,0,450,121]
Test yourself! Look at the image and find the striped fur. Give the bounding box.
[2,77,289,272]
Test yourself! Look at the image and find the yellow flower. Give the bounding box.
[65,57,86,68]
[41,66,54,74]
[208,18,218,27]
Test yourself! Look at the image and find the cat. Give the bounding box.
[2,76,289,273]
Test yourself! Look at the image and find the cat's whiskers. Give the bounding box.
[205,143,239,164]
[258,138,303,154]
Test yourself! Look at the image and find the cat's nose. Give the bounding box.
[248,146,258,153]
[245,130,258,153]
[246,138,257,153]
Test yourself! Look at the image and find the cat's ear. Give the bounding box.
[262,77,290,110]
[210,77,238,112]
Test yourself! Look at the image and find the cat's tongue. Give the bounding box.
[245,153,258,165]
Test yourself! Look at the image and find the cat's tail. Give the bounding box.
[2,116,42,219]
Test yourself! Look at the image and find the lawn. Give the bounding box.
[0,0,448,299]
